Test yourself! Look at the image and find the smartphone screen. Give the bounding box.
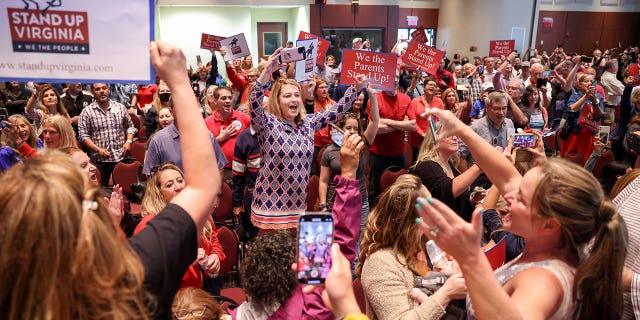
[196,55,202,64]
[0,108,8,129]
[297,213,334,284]
[536,78,548,88]
[513,133,536,148]
[599,126,610,145]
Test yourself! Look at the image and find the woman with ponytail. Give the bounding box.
[414,108,627,320]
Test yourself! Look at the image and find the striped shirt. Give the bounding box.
[614,177,640,320]
[78,100,136,162]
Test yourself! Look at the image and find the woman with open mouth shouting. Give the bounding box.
[249,47,368,232]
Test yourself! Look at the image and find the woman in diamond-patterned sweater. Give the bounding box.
[249,48,367,230]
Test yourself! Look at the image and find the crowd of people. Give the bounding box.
[0,34,640,320]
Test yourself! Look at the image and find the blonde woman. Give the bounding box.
[0,41,222,319]
[410,123,482,222]
[42,115,77,149]
[136,162,225,291]
[249,47,366,230]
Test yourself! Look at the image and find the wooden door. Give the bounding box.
[258,22,288,60]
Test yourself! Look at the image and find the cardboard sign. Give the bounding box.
[402,40,445,75]
[200,33,225,51]
[489,40,515,57]
[298,31,330,64]
[340,49,398,90]
[0,0,154,83]
[295,38,318,82]
[410,27,428,44]
[220,33,250,62]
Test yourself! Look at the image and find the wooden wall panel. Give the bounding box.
[398,8,438,29]
[536,10,640,55]
[318,4,354,28]
[536,11,568,54]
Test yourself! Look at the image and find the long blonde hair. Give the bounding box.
[141,163,212,239]
[356,174,429,277]
[0,151,150,319]
[4,114,39,149]
[42,114,77,149]
[267,78,306,123]
[412,122,459,172]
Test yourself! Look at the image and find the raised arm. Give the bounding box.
[427,108,521,195]
[311,75,367,131]
[363,86,379,145]
[250,48,283,133]
[563,55,582,92]
[149,41,220,231]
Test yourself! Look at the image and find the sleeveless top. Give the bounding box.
[466,256,575,320]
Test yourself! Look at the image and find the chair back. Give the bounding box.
[110,160,142,197]
[214,182,233,224]
[130,140,146,164]
[562,150,585,166]
[593,149,615,178]
[306,175,320,211]
[404,141,413,168]
[217,226,239,277]
[379,166,408,194]
[484,236,507,270]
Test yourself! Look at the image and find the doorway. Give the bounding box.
[258,22,288,60]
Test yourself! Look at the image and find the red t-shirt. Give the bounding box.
[137,84,157,109]
[134,214,225,289]
[313,99,336,147]
[407,96,444,148]
[368,91,411,156]
[204,110,251,168]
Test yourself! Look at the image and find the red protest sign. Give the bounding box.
[200,33,225,51]
[410,27,428,44]
[340,49,398,90]
[402,40,445,75]
[298,31,330,64]
[489,40,515,57]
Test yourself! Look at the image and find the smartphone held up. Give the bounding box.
[297,213,334,284]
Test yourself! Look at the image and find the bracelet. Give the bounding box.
[126,139,133,144]
[318,203,327,210]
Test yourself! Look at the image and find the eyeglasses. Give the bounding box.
[507,86,520,90]
[173,306,207,320]
[317,86,329,89]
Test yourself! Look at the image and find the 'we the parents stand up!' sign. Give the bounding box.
[340,49,398,90]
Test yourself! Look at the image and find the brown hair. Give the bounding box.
[0,151,150,319]
[531,159,627,320]
[172,287,227,320]
[356,174,429,277]
[38,84,69,117]
[610,169,640,199]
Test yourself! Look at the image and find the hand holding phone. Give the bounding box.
[279,46,307,64]
[512,133,537,148]
[297,213,334,284]
[598,126,610,145]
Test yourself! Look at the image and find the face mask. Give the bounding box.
[331,127,343,147]
[159,92,171,102]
